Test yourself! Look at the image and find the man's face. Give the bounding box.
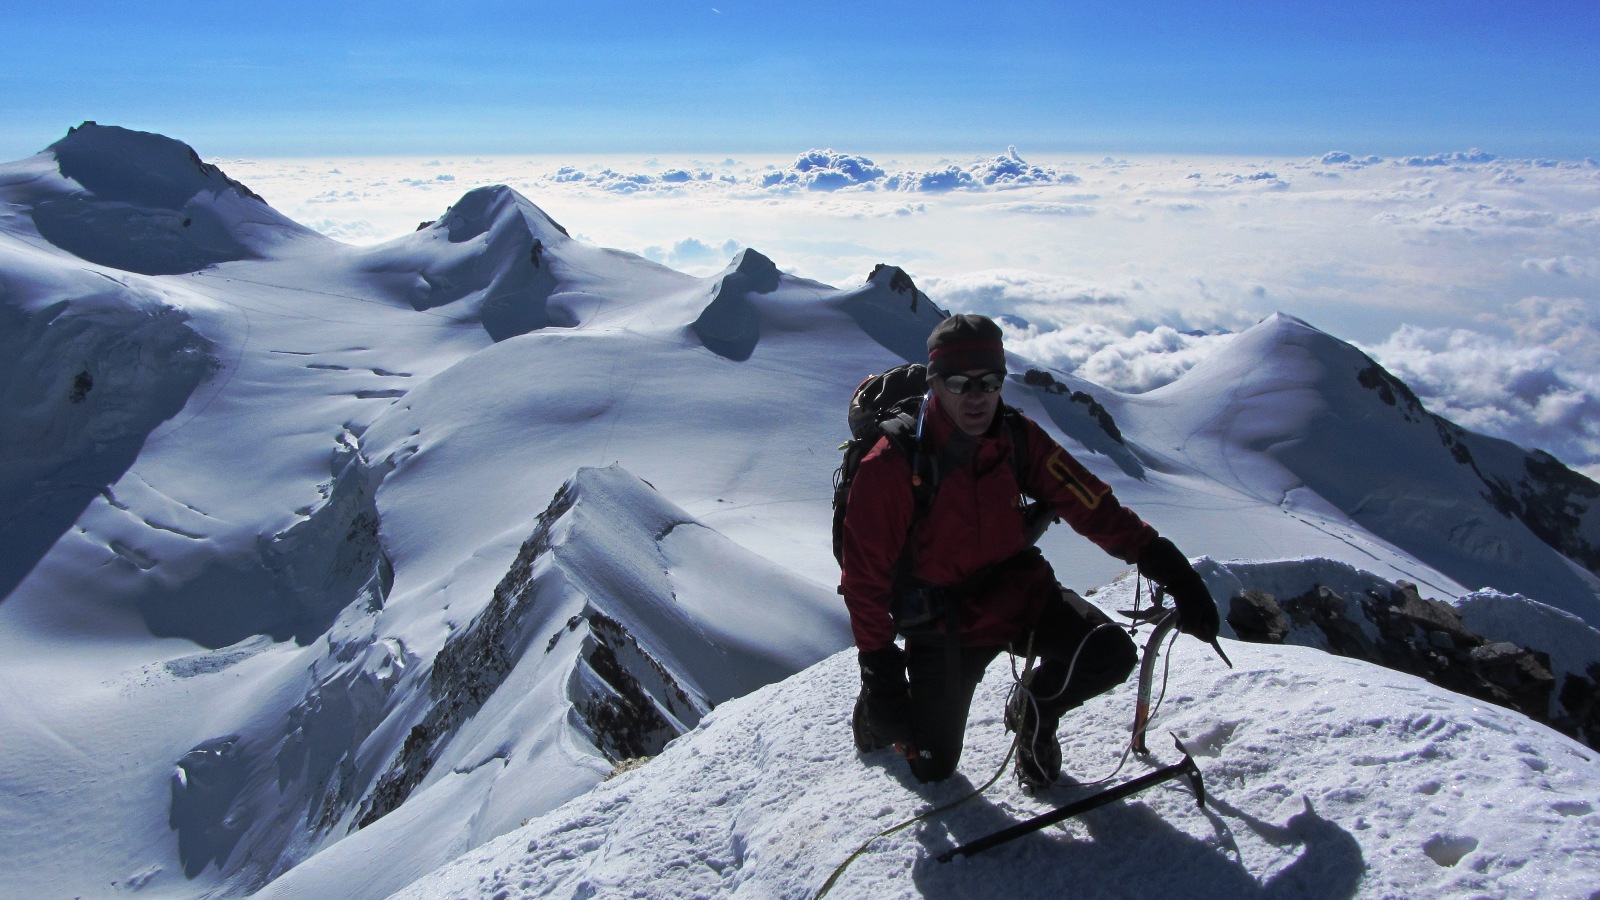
[932,369,1004,437]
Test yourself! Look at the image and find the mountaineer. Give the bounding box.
[838,314,1219,787]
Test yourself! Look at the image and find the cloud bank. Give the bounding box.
[531,147,1080,195]
[1363,310,1600,479]
[214,148,1600,475]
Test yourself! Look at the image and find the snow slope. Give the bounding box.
[1116,312,1600,624]
[396,576,1600,900]
[2,124,1599,899]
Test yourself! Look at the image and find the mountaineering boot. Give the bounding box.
[1005,684,1061,790]
[853,688,920,760]
[852,690,890,753]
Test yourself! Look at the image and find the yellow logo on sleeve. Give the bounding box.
[1046,447,1108,509]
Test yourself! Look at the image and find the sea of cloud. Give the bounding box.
[218,148,1600,477]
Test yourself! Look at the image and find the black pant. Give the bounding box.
[903,589,1137,783]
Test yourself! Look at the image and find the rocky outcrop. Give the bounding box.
[1479,450,1600,574]
[573,610,700,762]
[1022,368,1125,444]
[354,480,577,829]
[1018,367,1144,478]
[866,264,928,313]
[354,470,707,829]
[1226,580,1596,747]
[832,264,950,365]
[1355,358,1600,579]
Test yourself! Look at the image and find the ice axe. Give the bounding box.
[938,735,1207,862]
[1126,590,1232,755]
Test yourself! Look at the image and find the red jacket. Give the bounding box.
[839,396,1157,651]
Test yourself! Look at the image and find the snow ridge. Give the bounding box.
[399,579,1600,900]
[244,466,848,899]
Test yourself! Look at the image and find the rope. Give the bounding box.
[811,736,1020,899]
[814,575,1199,896]
[812,630,1038,899]
[816,595,1176,897]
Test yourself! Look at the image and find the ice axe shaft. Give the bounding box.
[938,737,1205,863]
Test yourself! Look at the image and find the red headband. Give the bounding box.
[929,340,1003,359]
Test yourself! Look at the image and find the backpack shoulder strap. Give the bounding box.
[1000,405,1031,493]
[880,410,939,518]
[1000,406,1058,544]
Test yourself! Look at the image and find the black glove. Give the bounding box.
[1137,536,1221,643]
[858,645,912,746]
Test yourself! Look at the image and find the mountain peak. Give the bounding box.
[48,121,266,209]
[689,247,782,360]
[428,184,571,246]
[13,122,320,274]
[827,263,948,364]
[727,247,779,286]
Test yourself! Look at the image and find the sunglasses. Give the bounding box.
[941,373,1005,395]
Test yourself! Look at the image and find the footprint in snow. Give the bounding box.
[1422,833,1479,868]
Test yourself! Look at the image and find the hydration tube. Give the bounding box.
[910,389,933,484]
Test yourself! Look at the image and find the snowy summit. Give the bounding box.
[2,124,1599,899]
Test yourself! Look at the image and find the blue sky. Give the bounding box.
[3,0,1598,159]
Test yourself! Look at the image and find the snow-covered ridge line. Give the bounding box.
[244,467,848,899]
[354,466,713,833]
[396,607,1600,899]
[5,121,1600,899]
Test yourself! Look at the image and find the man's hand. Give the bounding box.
[1136,537,1221,643]
[858,645,913,746]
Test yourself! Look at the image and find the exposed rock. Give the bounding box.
[353,471,704,830]
[1226,589,1290,643]
[1356,363,1426,423]
[576,610,696,762]
[1557,665,1600,748]
[1357,357,1600,579]
[355,481,575,829]
[1227,580,1577,746]
[867,264,926,312]
[1022,369,1125,445]
[1282,585,1378,660]
[1481,451,1600,574]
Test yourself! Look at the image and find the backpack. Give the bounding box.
[830,363,1043,569]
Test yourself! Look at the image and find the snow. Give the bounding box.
[2,124,1599,899]
[397,592,1600,899]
